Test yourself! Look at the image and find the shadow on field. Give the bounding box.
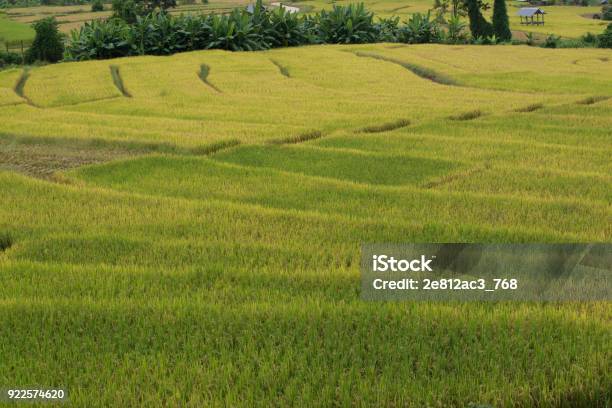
[358,119,410,133]
[448,109,484,121]
[576,96,609,105]
[352,51,458,86]
[13,68,37,107]
[198,64,222,93]
[109,65,132,97]
[268,130,324,145]
[270,59,291,78]
[0,233,13,252]
[515,103,544,113]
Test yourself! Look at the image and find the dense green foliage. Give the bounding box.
[316,3,379,44]
[543,34,560,48]
[445,14,468,43]
[466,0,493,39]
[111,0,144,23]
[25,17,64,63]
[599,23,612,47]
[492,0,511,41]
[91,0,103,11]
[0,50,22,66]
[602,4,612,21]
[66,3,451,60]
[398,11,441,44]
[111,0,176,22]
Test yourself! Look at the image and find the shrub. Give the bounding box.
[492,0,511,41]
[398,11,441,44]
[25,17,64,63]
[602,5,612,20]
[466,0,493,39]
[91,0,104,11]
[543,34,560,48]
[268,6,309,47]
[112,0,143,23]
[66,19,130,60]
[598,23,612,48]
[376,16,400,42]
[111,0,177,23]
[444,14,468,44]
[0,51,23,67]
[582,31,598,44]
[472,34,497,44]
[316,3,379,44]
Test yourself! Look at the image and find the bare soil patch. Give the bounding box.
[0,138,141,180]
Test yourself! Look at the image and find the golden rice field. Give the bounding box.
[0,44,611,406]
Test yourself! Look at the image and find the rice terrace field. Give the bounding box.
[0,40,611,406]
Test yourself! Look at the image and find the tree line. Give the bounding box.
[2,0,611,66]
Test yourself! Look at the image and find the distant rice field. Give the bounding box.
[3,0,252,36]
[1,0,607,46]
[0,11,35,49]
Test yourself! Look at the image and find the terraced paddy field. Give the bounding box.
[0,44,611,406]
[0,11,35,49]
